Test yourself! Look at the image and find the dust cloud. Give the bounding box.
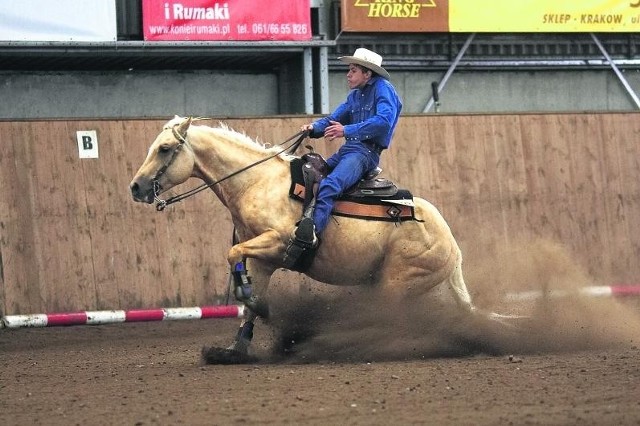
[263,239,640,363]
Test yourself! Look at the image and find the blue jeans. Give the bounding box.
[313,143,380,234]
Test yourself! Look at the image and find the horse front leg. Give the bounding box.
[227,228,284,319]
[225,260,269,357]
[227,228,285,265]
[224,230,283,360]
[203,262,269,364]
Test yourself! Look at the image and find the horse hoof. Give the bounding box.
[201,346,259,365]
[246,297,270,319]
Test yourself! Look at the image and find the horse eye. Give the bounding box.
[158,144,172,154]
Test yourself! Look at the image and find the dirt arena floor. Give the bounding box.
[2,241,640,425]
[2,297,640,426]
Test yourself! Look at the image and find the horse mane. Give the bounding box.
[163,115,211,130]
[163,115,290,158]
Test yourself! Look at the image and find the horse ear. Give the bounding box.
[176,116,192,138]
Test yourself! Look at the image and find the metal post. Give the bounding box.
[423,33,475,113]
[590,33,640,110]
[318,46,330,114]
[303,47,314,114]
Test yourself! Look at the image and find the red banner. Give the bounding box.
[143,0,312,41]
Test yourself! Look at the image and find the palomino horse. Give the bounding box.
[130,116,510,362]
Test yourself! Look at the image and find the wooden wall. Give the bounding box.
[1,113,639,314]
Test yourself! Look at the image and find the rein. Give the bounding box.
[153,126,309,211]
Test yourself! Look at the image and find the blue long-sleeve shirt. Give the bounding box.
[310,76,402,150]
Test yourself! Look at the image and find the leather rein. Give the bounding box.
[152,126,309,211]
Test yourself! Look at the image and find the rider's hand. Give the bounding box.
[324,121,344,141]
[300,123,314,132]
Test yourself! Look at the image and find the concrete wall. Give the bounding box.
[1,71,278,119]
[337,69,640,113]
[1,68,640,119]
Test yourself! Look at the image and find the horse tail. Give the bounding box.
[447,255,528,328]
[446,255,474,310]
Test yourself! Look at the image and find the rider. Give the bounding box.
[292,47,403,248]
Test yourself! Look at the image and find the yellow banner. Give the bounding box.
[450,0,640,32]
[341,0,640,32]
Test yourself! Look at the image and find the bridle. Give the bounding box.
[151,126,187,207]
[152,124,308,211]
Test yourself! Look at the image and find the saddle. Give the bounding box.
[283,153,417,272]
[288,154,416,222]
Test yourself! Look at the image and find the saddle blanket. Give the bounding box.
[289,160,416,222]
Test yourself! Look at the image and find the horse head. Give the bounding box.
[130,116,195,204]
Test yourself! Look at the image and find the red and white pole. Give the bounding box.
[504,285,640,302]
[0,305,244,329]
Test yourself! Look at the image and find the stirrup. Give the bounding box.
[292,217,318,248]
[282,217,318,269]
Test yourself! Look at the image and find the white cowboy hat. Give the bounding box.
[338,48,390,80]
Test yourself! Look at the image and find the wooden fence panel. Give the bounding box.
[1,122,40,314]
[1,113,639,314]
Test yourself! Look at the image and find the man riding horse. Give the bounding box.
[130,49,521,364]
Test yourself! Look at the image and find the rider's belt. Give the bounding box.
[363,141,383,155]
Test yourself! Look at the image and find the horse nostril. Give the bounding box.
[130,182,139,196]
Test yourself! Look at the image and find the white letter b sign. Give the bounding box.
[76,130,99,159]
